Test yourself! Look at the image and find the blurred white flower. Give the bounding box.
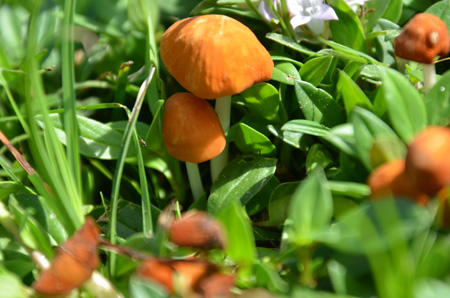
[258,0,369,34]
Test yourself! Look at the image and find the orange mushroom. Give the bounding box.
[168,210,226,250]
[162,93,226,199]
[367,159,428,206]
[394,13,450,92]
[160,14,274,180]
[405,126,450,196]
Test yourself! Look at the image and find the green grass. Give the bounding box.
[1,0,450,297]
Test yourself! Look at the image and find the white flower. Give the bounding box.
[258,0,369,33]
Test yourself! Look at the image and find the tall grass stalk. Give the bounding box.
[109,68,155,276]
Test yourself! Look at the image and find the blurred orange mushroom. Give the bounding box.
[405,126,450,196]
[160,14,274,180]
[162,93,226,199]
[33,217,100,296]
[394,13,450,92]
[367,159,428,206]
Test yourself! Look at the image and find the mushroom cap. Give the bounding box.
[162,93,226,163]
[367,159,429,205]
[160,14,274,99]
[405,126,450,195]
[395,13,450,64]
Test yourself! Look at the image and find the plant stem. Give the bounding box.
[211,95,231,181]
[423,63,436,93]
[186,162,204,200]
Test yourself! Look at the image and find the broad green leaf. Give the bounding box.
[208,155,277,215]
[217,201,257,273]
[129,275,168,298]
[365,0,390,31]
[319,39,381,64]
[328,0,368,53]
[2,250,35,279]
[382,0,402,23]
[337,70,373,115]
[268,124,314,152]
[237,83,285,123]
[144,100,165,153]
[328,181,371,200]
[281,119,330,137]
[245,176,280,216]
[287,170,333,245]
[323,123,357,156]
[261,182,299,227]
[381,67,427,143]
[36,114,135,160]
[0,267,27,298]
[305,143,334,173]
[232,123,277,157]
[294,81,345,127]
[299,56,333,86]
[426,0,450,31]
[266,32,315,56]
[425,70,450,126]
[415,279,450,298]
[271,61,300,85]
[253,262,289,293]
[327,200,433,254]
[270,51,303,67]
[350,107,406,170]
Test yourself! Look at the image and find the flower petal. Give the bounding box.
[312,4,338,21]
[290,14,312,29]
[258,0,279,22]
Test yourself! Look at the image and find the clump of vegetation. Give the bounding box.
[1,0,450,297]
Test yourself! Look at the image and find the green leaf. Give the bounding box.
[337,70,373,115]
[327,200,433,254]
[299,56,333,86]
[245,176,280,216]
[327,0,368,53]
[208,155,277,215]
[319,39,381,64]
[271,61,300,85]
[323,123,357,156]
[217,200,257,273]
[268,124,314,151]
[237,82,285,123]
[294,81,346,127]
[381,67,427,143]
[425,70,450,126]
[0,182,27,201]
[287,170,333,245]
[253,262,289,293]
[232,123,277,157]
[350,107,406,170]
[128,0,159,32]
[261,182,299,227]
[328,181,371,200]
[281,119,330,137]
[266,32,315,56]
[129,275,168,298]
[382,0,403,23]
[36,114,135,160]
[0,267,27,298]
[305,143,334,173]
[426,0,450,31]
[365,0,391,31]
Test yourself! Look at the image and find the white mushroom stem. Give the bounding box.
[186,162,204,200]
[423,63,437,93]
[211,95,232,181]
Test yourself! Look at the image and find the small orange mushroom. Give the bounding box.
[394,13,450,92]
[169,210,226,250]
[367,159,428,205]
[160,14,274,180]
[33,217,100,296]
[162,93,226,164]
[162,93,226,199]
[405,126,450,196]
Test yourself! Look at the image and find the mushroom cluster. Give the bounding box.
[160,14,274,181]
[368,126,450,226]
[394,13,450,92]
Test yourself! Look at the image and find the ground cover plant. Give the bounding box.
[1,0,450,297]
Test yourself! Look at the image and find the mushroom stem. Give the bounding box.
[211,95,232,181]
[186,162,204,200]
[423,63,436,93]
